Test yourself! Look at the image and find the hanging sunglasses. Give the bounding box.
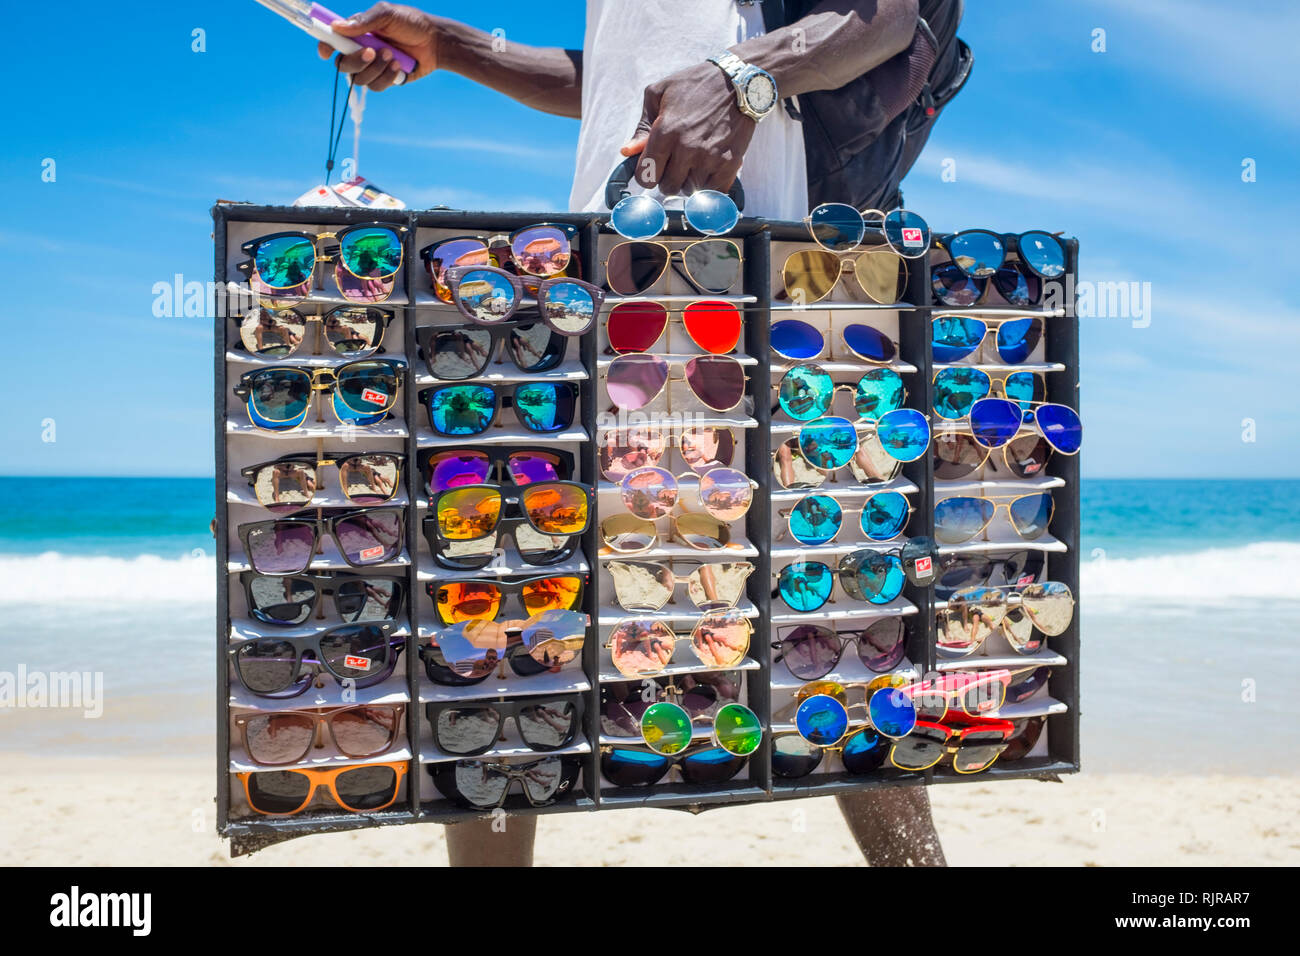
[778,491,913,545]
[429,754,583,810]
[420,447,575,495]
[783,677,919,744]
[790,410,931,476]
[605,353,747,412]
[599,426,736,481]
[419,640,565,687]
[239,223,406,304]
[234,305,393,359]
[599,743,749,787]
[769,318,898,364]
[776,364,905,423]
[889,713,1016,774]
[935,229,1066,280]
[607,560,753,612]
[771,435,901,490]
[228,622,405,698]
[932,316,1044,365]
[638,699,762,756]
[934,492,1055,545]
[238,760,408,816]
[424,482,592,571]
[239,507,405,575]
[933,368,1045,421]
[415,321,567,382]
[427,573,586,625]
[780,245,908,306]
[933,431,1057,482]
[774,538,938,612]
[234,704,405,766]
[418,382,578,437]
[772,617,907,680]
[931,261,1046,309]
[443,264,602,335]
[610,189,740,240]
[241,452,404,514]
[802,203,932,258]
[425,694,584,757]
[605,300,742,355]
[772,725,893,778]
[935,550,1045,601]
[965,398,1082,453]
[599,512,736,554]
[420,222,578,297]
[240,571,406,627]
[430,609,589,681]
[937,582,1075,657]
[617,465,755,523]
[600,672,743,737]
[603,238,742,296]
[233,359,404,432]
[606,608,753,677]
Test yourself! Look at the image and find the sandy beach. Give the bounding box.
[2,754,1294,866]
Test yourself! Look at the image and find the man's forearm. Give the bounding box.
[434,17,583,118]
[731,0,919,98]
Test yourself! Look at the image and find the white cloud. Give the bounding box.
[366,133,575,163]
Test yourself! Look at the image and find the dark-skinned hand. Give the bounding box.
[620,60,756,196]
[316,2,440,91]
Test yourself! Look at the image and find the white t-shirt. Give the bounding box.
[569,0,809,221]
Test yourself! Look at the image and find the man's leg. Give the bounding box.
[445,815,538,867]
[835,789,947,866]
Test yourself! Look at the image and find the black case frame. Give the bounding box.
[213,205,1079,855]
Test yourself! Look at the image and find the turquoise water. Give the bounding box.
[0,477,213,558]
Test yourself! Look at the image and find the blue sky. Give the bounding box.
[3,0,1296,477]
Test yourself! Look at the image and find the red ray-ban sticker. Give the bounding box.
[344,655,372,671]
[1016,574,1036,586]
[361,388,389,406]
[359,545,386,560]
[913,555,933,577]
[901,227,924,248]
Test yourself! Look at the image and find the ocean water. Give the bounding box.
[0,477,1296,771]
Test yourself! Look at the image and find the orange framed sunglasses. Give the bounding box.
[237,760,408,816]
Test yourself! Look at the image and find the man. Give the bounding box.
[318,0,965,867]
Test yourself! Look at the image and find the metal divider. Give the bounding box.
[578,218,603,810]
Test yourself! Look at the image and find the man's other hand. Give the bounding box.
[316,2,439,91]
[620,60,756,196]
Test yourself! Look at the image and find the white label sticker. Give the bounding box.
[359,545,386,560]
[361,388,389,406]
[344,655,372,671]
[901,227,924,248]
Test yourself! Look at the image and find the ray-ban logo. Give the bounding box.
[49,887,151,936]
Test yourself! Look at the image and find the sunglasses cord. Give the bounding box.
[325,67,357,185]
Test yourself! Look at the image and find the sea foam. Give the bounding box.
[1083,541,1300,602]
[0,551,215,604]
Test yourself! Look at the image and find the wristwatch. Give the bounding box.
[708,51,778,121]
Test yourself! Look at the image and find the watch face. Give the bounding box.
[745,73,777,114]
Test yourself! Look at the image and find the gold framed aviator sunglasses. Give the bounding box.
[603,237,743,296]
[598,425,738,481]
[932,491,1055,545]
[778,246,908,306]
[599,512,739,555]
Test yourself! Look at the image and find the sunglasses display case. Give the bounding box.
[214,205,1079,855]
